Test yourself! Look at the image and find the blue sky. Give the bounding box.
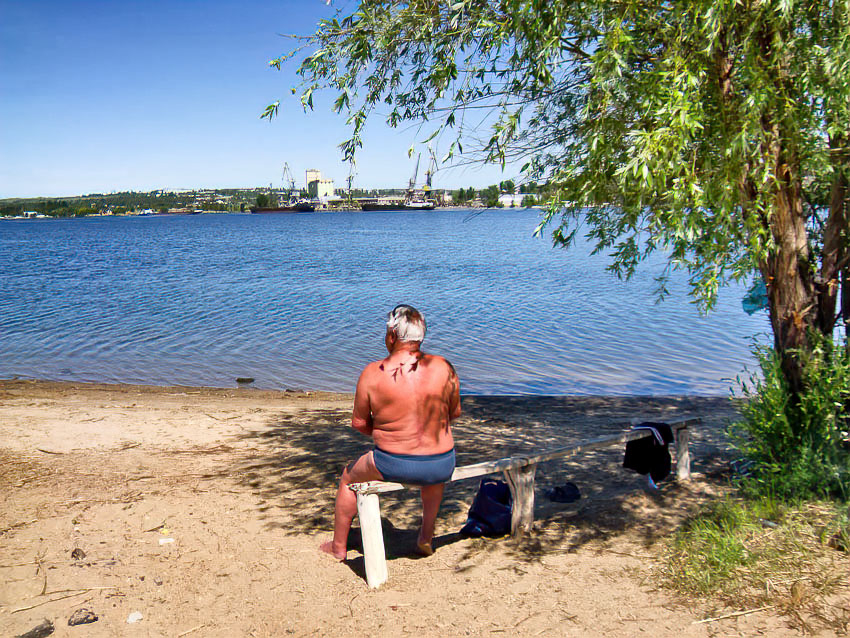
[0,0,513,198]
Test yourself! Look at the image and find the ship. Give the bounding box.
[250,163,317,213]
[360,197,435,211]
[251,201,316,213]
[155,208,203,215]
[359,154,436,211]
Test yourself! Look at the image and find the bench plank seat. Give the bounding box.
[349,419,697,588]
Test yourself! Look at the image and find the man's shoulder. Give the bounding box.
[422,353,456,374]
[361,359,385,375]
[356,360,382,384]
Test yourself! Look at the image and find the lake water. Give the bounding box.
[0,210,769,395]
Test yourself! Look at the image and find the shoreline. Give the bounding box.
[0,376,737,399]
[4,378,799,638]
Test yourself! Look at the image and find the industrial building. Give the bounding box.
[306,169,334,203]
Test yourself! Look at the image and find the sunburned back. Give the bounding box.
[360,352,459,455]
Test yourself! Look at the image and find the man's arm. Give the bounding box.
[446,360,461,420]
[352,368,374,435]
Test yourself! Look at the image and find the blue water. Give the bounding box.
[0,210,768,395]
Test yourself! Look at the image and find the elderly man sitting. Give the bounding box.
[320,304,461,559]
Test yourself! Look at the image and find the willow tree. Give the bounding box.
[270,0,850,397]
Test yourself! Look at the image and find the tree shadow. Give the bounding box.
[229,395,740,565]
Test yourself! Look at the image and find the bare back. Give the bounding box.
[352,351,460,455]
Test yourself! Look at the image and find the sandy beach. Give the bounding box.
[1,380,843,637]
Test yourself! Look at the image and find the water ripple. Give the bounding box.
[0,211,768,394]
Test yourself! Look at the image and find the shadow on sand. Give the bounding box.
[229,395,740,575]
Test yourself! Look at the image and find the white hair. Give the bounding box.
[386,304,426,342]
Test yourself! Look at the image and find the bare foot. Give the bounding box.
[414,541,434,557]
[319,541,346,561]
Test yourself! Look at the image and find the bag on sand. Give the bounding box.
[460,479,513,537]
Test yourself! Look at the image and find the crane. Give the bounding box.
[424,150,438,195]
[282,163,297,196]
[346,164,357,205]
[407,154,421,195]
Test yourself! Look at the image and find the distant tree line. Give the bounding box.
[2,182,557,217]
[451,180,552,207]
[0,188,278,217]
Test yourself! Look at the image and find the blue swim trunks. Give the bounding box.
[373,447,456,485]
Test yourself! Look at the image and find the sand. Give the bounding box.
[0,380,842,637]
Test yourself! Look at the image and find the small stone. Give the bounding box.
[68,608,98,626]
[71,548,86,560]
[153,576,163,586]
[15,619,54,638]
[127,611,143,624]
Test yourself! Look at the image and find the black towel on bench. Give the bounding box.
[623,422,674,483]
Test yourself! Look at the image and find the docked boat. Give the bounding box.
[251,162,317,213]
[251,200,316,213]
[359,153,437,211]
[155,208,203,215]
[360,198,435,211]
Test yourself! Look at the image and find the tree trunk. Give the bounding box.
[817,134,849,336]
[760,128,815,401]
[841,266,850,347]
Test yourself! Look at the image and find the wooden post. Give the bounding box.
[355,491,388,588]
[675,426,691,481]
[504,462,536,538]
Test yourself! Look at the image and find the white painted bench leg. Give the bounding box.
[504,462,536,538]
[676,426,691,481]
[356,491,388,588]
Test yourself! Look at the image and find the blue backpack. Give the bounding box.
[460,479,513,537]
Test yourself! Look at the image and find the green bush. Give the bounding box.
[730,337,850,500]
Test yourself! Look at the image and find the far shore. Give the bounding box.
[2,379,809,638]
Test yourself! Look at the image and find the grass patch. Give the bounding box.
[660,497,850,633]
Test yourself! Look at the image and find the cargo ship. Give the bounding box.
[250,200,316,213]
[251,162,317,213]
[359,154,436,211]
[360,197,435,211]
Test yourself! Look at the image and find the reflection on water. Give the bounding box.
[0,210,768,395]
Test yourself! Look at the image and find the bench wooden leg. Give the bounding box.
[504,462,536,538]
[676,426,691,480]
[356,491,388,588]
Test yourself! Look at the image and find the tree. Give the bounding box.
[272,0,850,398]
[255,193,270,208]
[482,184,500,207]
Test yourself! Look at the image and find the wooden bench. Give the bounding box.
[350,419,697,588]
